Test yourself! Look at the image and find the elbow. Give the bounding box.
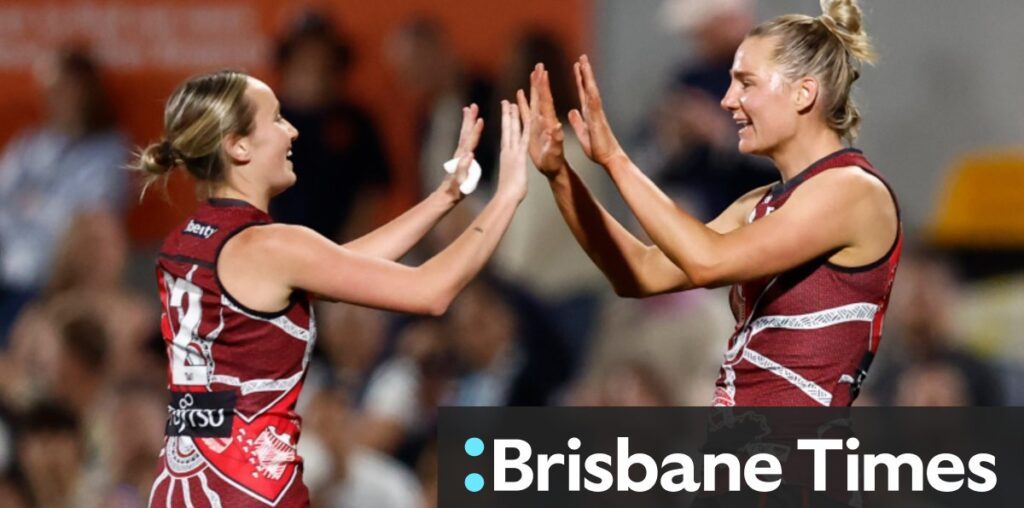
[684,258,724,288]
[423,285,458,316]
[687,265,732,288]
[426,298,451,317]
[407,268,461,316]
[686,270,713,288]
[406,299,449,317]
[611,282,643,299]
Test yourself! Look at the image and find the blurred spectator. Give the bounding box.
[3,308,121,506]
[53,313,117,507]
[311,302,391,396]
[271,11,393,241]
[387,16,495,195]
[46,211,157,384]
[299,387,425,508]
[17,401,90,508]
[358,318,456,465]
[446,276,571,407]
[565,359,675,407]
[0,46,128,342]
[488,30,610,354]
[577,288,733,406]
[0,403,16,475]
[0,303,62,409]
[100,384,165,508]
[0,470,33,508]
[866,248,1004,406]
[414,440,439,508]
[639,0,775,220]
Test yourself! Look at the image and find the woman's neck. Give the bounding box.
[770,128,847,182]
[211,185,270,213]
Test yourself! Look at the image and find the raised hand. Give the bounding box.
[496,99,530,203]
[517,63,566,177]
[568,55,627,167]
[439,104,484,201]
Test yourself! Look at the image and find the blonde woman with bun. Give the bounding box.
[139,70,528,507]
[521,0,901,408]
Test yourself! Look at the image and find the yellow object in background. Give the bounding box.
[930,149,1024,247]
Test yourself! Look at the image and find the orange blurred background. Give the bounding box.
[0,0,590,244]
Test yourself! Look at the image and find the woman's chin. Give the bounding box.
[271,173,298,196]
[737,139,770,157]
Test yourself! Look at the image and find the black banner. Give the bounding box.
[439,407,1024,507]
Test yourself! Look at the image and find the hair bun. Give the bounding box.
[818,0,876,64]
[820,0,862,34]
[136,140,177,177]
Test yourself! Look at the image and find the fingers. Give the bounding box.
[529,63,543,115]
[539,70,557,118]
[573,62,586,111]
[516,90,531,144]
[567,108,587,142]
[454,153,473,183]
[516,89,531,121]
[579,55,598,93]
[456,104,483,155]
[578,55,603,112]
[501,100,510,151]
[461,103,477,132]
[509,103,521,147]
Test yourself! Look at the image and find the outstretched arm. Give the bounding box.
[224,101,530,315]
[343,105,485,260]
[519,64,692,297]
[569,55,891,287]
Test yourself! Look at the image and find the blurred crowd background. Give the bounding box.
[0,0,1021,506]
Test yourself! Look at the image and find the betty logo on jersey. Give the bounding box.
[183,219,219,239]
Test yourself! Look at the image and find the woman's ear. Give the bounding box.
[223,133,251,164]
[794,76,819,113]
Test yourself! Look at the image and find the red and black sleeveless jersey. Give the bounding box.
[713,149,902,407]
[149,198,315,507]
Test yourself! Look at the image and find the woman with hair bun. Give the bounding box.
[522,0,901,407]
[140,70,529,506]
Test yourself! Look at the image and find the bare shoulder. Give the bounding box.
[221,223,325,264]
[230,223,321,248]
[796,165,895,212]
[792,165,898,265]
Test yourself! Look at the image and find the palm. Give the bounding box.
[520,64,567,176]
[440,104,484,200]
[529,117,565,175]
[568,55,625,167]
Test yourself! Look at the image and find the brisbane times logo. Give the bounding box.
[440,408,1016,508]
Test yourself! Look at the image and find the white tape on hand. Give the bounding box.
[443,157,482,195]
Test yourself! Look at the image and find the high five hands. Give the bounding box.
[516,64,566,177]
[447,55,619,200]
[517,55,628,176]
[439,104,484,202]
[443,100,530,204]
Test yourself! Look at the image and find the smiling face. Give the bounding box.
[235,78,299,195]
[720,36,803,156]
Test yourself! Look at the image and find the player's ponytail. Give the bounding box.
[748,0,875,141]
[819,0,876,65]
[133,70,255,198]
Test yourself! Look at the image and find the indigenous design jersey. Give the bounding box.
[149,198,315,507]
[714,149,902,407]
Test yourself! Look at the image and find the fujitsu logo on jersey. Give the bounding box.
[183,220,219,239]
[167,391,236,437]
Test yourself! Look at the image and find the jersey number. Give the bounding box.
[166,273,210,386]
